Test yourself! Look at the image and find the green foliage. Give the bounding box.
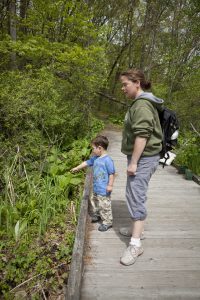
[0,222,75,298]
[0,119,104,241]
[0,0,107,297]
[109,115,124,126]
[172,69,200,132]
[175,132,200,176]
[0,133,100,297]
[0,0,106,241]
[0,0,199,297]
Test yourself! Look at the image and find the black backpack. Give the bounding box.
[158,107,179,166]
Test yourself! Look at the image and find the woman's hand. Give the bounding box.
[127,163,137,176]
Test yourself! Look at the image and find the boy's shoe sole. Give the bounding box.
[98,224,112,232]
[119,227,145,240]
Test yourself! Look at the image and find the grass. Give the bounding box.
[0,145,87,298]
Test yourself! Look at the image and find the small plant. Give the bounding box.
[175,132,200,176]
[109,116,124,126]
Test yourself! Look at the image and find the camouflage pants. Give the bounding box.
[90,193,113,225]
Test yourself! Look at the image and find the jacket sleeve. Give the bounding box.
[130,103,155,138]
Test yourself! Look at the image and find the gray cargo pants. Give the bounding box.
[126,155,160,221]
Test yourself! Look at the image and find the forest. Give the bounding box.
[0,0,199,298]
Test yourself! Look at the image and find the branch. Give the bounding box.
[107,42,130,79]
[10,263,67,293]
[96,91,127,107]
[10,273,42,292]
[190,123,200,137]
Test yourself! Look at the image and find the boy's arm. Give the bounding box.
[71,161,88,173]
[106,174,115,192]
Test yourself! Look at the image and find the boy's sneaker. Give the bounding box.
[120,244,144,266]
[91,215,101,223]
[119,227,145,240]
[98,224,112,232]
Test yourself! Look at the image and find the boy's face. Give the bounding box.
[91,144,102,156]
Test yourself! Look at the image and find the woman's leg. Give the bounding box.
[126,155,159,222]
[120,155,159,265]
[132,220,144,238]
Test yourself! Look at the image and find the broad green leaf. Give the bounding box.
[70,177,82,185]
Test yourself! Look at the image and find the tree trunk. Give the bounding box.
[9,0,16,40]
[9,0,17,69]
[139,0,151,70]
[20,0,29,34]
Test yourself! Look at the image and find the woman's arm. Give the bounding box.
[127,136,147,176]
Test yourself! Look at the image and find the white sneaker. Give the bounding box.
[120,245,144,266]
[119,227,145,240]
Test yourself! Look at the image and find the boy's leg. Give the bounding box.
[90,193,100,222]
[98,195,113,225]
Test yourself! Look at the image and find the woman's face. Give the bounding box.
[120,76,140,99]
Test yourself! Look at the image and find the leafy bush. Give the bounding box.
[0,129,103,297]
[0,0,108,297]
[109,115,124,126]
[175,132,200,176]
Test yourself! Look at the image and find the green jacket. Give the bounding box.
[121,98,163,156]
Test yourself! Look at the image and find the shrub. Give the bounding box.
[175,132,200,176]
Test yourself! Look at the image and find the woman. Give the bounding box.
[119,69,163,266]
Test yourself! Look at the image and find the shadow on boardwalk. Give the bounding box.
[81,129,200,300]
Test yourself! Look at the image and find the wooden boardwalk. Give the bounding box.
[80,129,200,300]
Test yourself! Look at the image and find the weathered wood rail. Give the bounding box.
[67,129,200,300]
[65,171,92,300]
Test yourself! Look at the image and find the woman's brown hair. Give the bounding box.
[120,69,151,90]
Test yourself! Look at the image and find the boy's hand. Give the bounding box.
[106,185,113,193]
[71,167,79,173]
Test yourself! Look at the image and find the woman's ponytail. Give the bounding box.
[143,80,151,90]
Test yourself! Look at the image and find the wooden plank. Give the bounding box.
[81,287,200,300]
[80,129,200,300]
[82,270,200,288]
[88,229,200,239]
[84,257,200,270]
[89,237,200,248]
[112,209,200,217]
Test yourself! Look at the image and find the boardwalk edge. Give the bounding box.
[172,162,200,185]
[65,170,91,300]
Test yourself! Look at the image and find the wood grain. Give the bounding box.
[80,129,200,300]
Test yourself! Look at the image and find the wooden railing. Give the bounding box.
[65,171,92,300]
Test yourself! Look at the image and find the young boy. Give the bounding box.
[71,135,115,232]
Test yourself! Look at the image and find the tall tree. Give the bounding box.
[9,0,17,69]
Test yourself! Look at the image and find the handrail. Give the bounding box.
[65,170,92,300]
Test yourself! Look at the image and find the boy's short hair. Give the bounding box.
[91,135,109,150]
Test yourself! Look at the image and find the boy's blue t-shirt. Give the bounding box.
[86,155,115,196]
